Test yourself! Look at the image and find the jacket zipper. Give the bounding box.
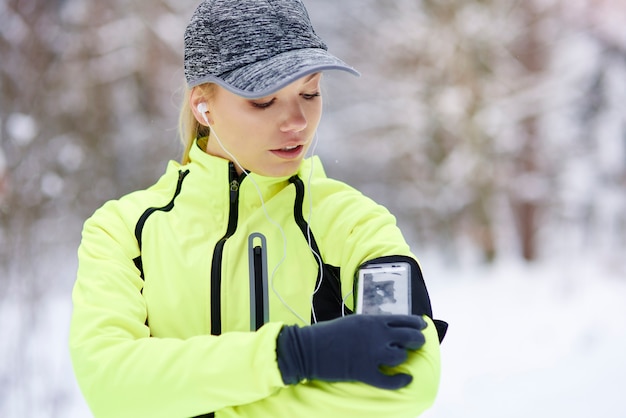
[210,163,245,335]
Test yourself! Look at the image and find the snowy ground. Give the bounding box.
[422,254,626,418]
[1,252,625,417]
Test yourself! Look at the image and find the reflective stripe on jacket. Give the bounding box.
[70,139,441,418]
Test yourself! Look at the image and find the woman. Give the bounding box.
[69,0,446,417]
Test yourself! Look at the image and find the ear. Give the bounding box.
[190,86,214,126]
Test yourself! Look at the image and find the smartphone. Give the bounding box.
[355,261,411,315]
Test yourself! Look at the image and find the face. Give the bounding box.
[198,73,323,177]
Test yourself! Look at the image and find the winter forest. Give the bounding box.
[1,0,626,417]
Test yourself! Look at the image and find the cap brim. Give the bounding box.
[188,48,359,98]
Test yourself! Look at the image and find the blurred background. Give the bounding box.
[1,0,625,416]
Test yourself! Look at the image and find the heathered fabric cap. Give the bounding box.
[184,0,359,99]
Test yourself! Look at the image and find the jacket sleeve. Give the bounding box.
[69,202,287,418]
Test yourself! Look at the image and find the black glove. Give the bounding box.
[276,314,427,390]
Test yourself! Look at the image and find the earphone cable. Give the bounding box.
[204,121,309,325]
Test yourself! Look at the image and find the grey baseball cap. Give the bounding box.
[184,0,359,99]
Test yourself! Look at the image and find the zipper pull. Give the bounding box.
[230,179,239,203]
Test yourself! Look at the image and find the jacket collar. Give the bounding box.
[186,137,325,203]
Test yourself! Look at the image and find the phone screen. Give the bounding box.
[356,262,411,315]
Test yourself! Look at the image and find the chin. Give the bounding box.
[259,162,302,178]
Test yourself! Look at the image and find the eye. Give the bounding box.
[302,92,321,100]
[251,98,275,109]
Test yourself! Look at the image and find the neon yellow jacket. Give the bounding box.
[70,140,442,417]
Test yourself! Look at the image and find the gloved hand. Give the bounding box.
[276,314,427,390]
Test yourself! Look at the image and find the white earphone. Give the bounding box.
[197,102,208,114]
[197,102,210,125]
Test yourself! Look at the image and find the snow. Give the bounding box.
[5,113,38,146]
[422,255,626,418]
[2,252,625,417]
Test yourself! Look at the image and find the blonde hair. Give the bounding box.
[177,83,215,164]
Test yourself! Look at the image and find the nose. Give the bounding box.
[280,102,307,133]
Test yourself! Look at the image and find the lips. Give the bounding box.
[271,144,304,159]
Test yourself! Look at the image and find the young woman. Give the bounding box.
[70,1,446,417]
